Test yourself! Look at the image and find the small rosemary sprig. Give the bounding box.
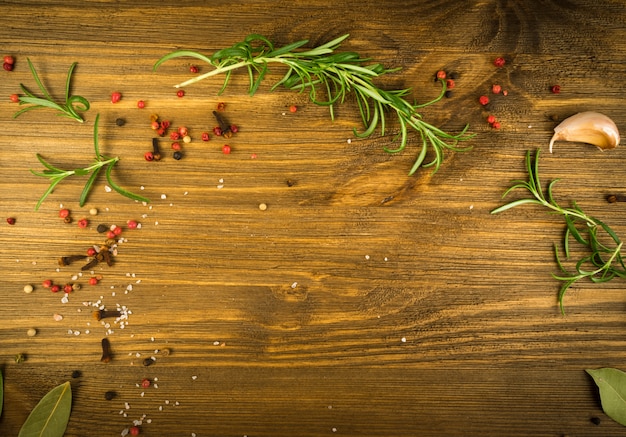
[14,58,89,123]
[154,34,473,175]
[31,114,149,210]
[491,149,626,314]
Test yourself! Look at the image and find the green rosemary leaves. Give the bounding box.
[154,34,473,175]
[14,58,89,123]
[492,149,626,314]
[31,114,149,210]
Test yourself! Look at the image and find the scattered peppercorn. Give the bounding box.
[230,124,239,134]
[478,95,490,106]
[171,142,181,151]
[590,417,601,426]
[444,90,453,99]
[59,208,70,218]
[551,84,561,94]
[222,145,231,154]
[96,223,108,233]
[89,277,99,286]
[213,126,222,136]
[104,390,117,400]
[87,247,96,256]
[6,217,15,225]
[63,284,74,293]
[42,279,52,288]
[10,93,19,103]
[201,132,210,142]
[436,70,446,80]
[142,357,155,366]
[446,79,455,89]
[115,118,125,127]
[77,218,89,228]
[51,284,60,293]
[173,151,183,160]
[491,121,501,129]
[3,62,14,71]
[127,219,138,229]
[137,100,145,109]
[189,65,199,73]
[170,131,180,141]
[144,151,154,162]
[23,284,34,293]
[176,89,185,98]
[130,425,141,436]
[4,55,14,65]
[27,328,37,337]
[216,102,226,111]
[289,105,298,113]
[486,115,496,124]
[491,84,502,94]
[110,92,122,103]
[71,370,82,378]
[141,378,151,388]
[493,57,506,67]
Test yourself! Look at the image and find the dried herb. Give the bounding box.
[586,368,626,427]
[31,113,149,210]
[154,34,473,175]
[18,381,72,437]
[491,149,626,314]
[14,58,89,123]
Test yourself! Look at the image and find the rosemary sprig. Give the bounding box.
[14,58,89,123]
[31,114,149,210]
[491,149,626,314]
[154,34,473,175]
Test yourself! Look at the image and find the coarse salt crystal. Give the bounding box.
[161,194,167,199]
[104,185,112,192]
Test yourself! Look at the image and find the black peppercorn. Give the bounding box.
[96,224,109,233]
[104,390,117,400]
[71,370,82,378]
[143,357,156,366]
[173,151,183,160]
[115,118,125,126]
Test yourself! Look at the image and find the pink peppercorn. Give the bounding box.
[111,92,122,103]
[141,378,151,388]
[113,226,122,236]
[551,84,561,94]
[3,62,14,71]
[176,90,185,98]
[446,79,455,89]
[216,102,226,111]
[10,94,19,103]
[491,84,502,94]
[171,142,181,151]
[178,126,188,136]
[50,284,60,293]
[151,121,160,130]
[478,95,490,106]
[491,121,501,129]
[137,100,145,109]
[87,247,96,257]
[486,115,496,124]
[160,120,171,129]
[129,426,140,436]
[156,127,165,136]
[89,277,99,286]
[436,70,447,80]
[190,65,198,73]
[201,132,210,142]
[213,126,222,136]
[289,105,298,113]
[144,151,154,161]
[106,230,116,239]
[222,145,231,154]
[77,218,88,228]
[493,57,506,67]
[170,132,180,141]
[4,55,14,65]
[230,124,238,134]
[6,217,15,225]
[59,208,70,218]
[126,220,138,229]
[63,284,73,293]
[42,279,52,288]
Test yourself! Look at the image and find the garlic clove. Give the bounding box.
[549,111,620,153]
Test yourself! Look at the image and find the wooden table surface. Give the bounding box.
[2,1,626,436]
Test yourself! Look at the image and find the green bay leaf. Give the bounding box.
[586,368,626,426]
[18,381,72,437]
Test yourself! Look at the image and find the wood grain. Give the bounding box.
[1,0,626,435]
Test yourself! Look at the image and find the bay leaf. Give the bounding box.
[586,368,626,426]
[18,381,72,437]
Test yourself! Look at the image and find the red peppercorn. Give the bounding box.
[213,126,222,136]
[127,220,138,229]
[106,230,116,239]
[3,62,14,71]
[446,79,455,89]
[156,127,165,137]
[6,217,16,225]
[478,95,490,106]
[491,84,502,94]
[491,121,501,129]
[176,90,185,98]
[486,115,496,124]
[59,208,70,218]
[113,226,123,236]
[4,55,14,65]
[50,284,60,293]
[87,247,96,257]
[141,378,151,388]
[160,120,171,129]
[230,124,238,134]
[63,284,73,293]
[502,90,508,96]
[201,132,210,142]
[171,142,181,151]
[250,153,258,159]
[222,145,231,154]
[551,84,561,94]
[150,121,160,130]
[111,92,122,103]
[170,131,180,141]
[190,65,198,73]
[144,151,154,161]
[42,279,53,288]
[129,426,140,436]
[89,277,99,286]
[10,94,19,103]
[137,100,145,109]
[493,57,506,67]
[289,105,298,113]
[216,102,226,111]
[436,70,447,80]
[77,218,89,228]
[178,126,188,136]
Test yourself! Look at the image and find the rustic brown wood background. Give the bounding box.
[1,0,626,435]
